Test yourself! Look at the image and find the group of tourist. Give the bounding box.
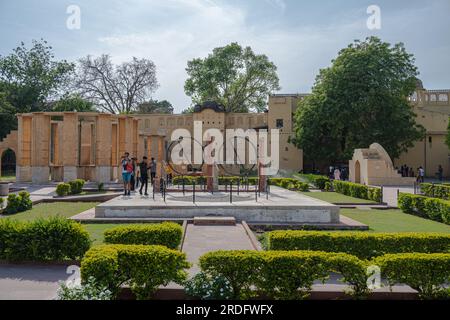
[396,165,429,183]
[329,166,348,181]
[121,152,157,196]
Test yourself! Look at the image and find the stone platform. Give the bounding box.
[94,186,340,224]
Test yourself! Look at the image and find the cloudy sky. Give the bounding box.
[1,0,449,112]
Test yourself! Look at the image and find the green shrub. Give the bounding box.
[185,271,234,300]
[398,193,450,224]
[0,217,91,261]
[374,253,450,299]
[368,187,382,202]
[56,183,71,197]
[333,180,382,202]
[268,178,309,191]
[199,250,369,300]
[57,277,113,300]
[69,179,85,195]
[104,222,183,249]
[297,174,330,189]
[0,197,4,210]
[97,182,105,192]
[266,230,450,259]
[81,244,190,299]
[324,182,332,191]
[4,191,32,215]
[420,183,450,200]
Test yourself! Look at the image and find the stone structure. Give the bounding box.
[349,143,416,186]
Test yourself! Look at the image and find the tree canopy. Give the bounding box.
[184,42,280,113]
[292,37,425,166]
[52,94,95,112]
[135,99,173,114]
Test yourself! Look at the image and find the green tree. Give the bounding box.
[292,37,425,167]
[136,99,173,114]
[0,39,74,138]
[51,94,95,112]
[184,43,280,113]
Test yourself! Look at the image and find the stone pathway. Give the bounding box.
[181,224,255,276]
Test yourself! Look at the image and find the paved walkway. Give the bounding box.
[181,224,255,276]
[0,264,70,300]
[382,186,415,207]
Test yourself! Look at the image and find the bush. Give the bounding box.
[4,191,32,215]
[0,197,4,210]
[199,250,369,300]
[268,178,309,191]
[0,217,91,261]
[297,174,330,189]
[184,271,234,300]
[324,182,332,192]
[420,183,450,200]
[56,183,71,197]
[374,253,450,299]
[266,230,450,259]
[398,193,450,224]
[104,222,183,249]
[81,244,190,299]
[333,181,381,202]
[69,179,85,195]
[57,277,113,300]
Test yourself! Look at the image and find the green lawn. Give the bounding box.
[342,208,450,233]
[83,224,137,245]
[300,192,377,204]
[0,174,15,182]
[1,202,99,221]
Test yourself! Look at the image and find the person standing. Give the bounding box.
[438,165,444,182]
[150,157,157,186]
[139,156,150,195]
[334,168,341,181]
[130,157,137,192]
[121,152,132,196]
[418,166,425,183]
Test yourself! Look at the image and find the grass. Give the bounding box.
[0,174,15,182]
[300,191,377,204]
[1,202,99,221]
[342,208,450,233]
[82,224,138,245]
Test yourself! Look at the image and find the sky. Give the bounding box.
[0,0,449,113]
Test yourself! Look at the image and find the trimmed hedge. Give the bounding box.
[81,244,190,299]
[268,178,309,192]
[420,183,450,200]
[104,222,183,249]
[374,253,450,299]
[56,183,71,197]
[333,180,381,202]
[0,217,91,261]
[266,230,450,259]
[398,193,450,224]
[199,250,369,299]
[298,174,330,189]
[4,191,32,215]
[69,179,85,195]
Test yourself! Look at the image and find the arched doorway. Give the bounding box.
[354,160,361,184]
[1,148,16,181]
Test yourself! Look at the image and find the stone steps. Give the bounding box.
[193,216,236,226]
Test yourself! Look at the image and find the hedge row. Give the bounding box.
[3,191,32,214]
[266,230,450,259]
[104,222,183,249]
[56,179,86,196]
[268,178,309,192]
[297,174,331,189]
[199,250,450,300]
[420,183,450,200]
[333,180,382,202]
[81,244,190,299]
[398,193,450,224]
[199,250,369,299]
[0,217,91,261]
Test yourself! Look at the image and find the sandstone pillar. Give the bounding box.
[95,114,112,183]
[31,113,50,183]
[16,115,32,182]
[62,112,79,181]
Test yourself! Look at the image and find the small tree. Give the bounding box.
[135,99,173,114]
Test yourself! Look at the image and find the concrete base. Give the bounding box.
[95,187,340,224]
[0,183,9,196]
[31,167,50,184]
[16,166,31,182]
[63,166,77,182]
[96,166,112,183]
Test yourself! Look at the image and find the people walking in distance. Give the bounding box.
[139,156,150,196]
[418,166,425,183]
[121,152,132,196]
[150,157,157,185]
[438,165,444,182]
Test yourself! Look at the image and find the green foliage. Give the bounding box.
[4,191,32,214]
[297,174,330,189]
[56,183,71,197]
[185,271,234,300]
[57,277,113,300]
[81,244,190,299]
[68,179,85,195]
[184,42,280,113]
[291,37,425,164]
[398,193,450,224]
[97,182,104,192]
[136,99,173,114]
[266,230,450,259]
[268,178,309,191]
[0,217,90,261]
[199,250,369,300]
[333,180,381,202]
[324,182,332,192]
[0,197,4,210]
[420,183,450,200]
[104,222,183,249]
[52,94,94,112]
[374,253,450,299]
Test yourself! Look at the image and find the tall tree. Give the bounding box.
[51,94,95,112]
[184,43,280,113]
[292,37,425,167]
[0,39,74,138]
[74,55,159,114]
[136,99,173,114]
